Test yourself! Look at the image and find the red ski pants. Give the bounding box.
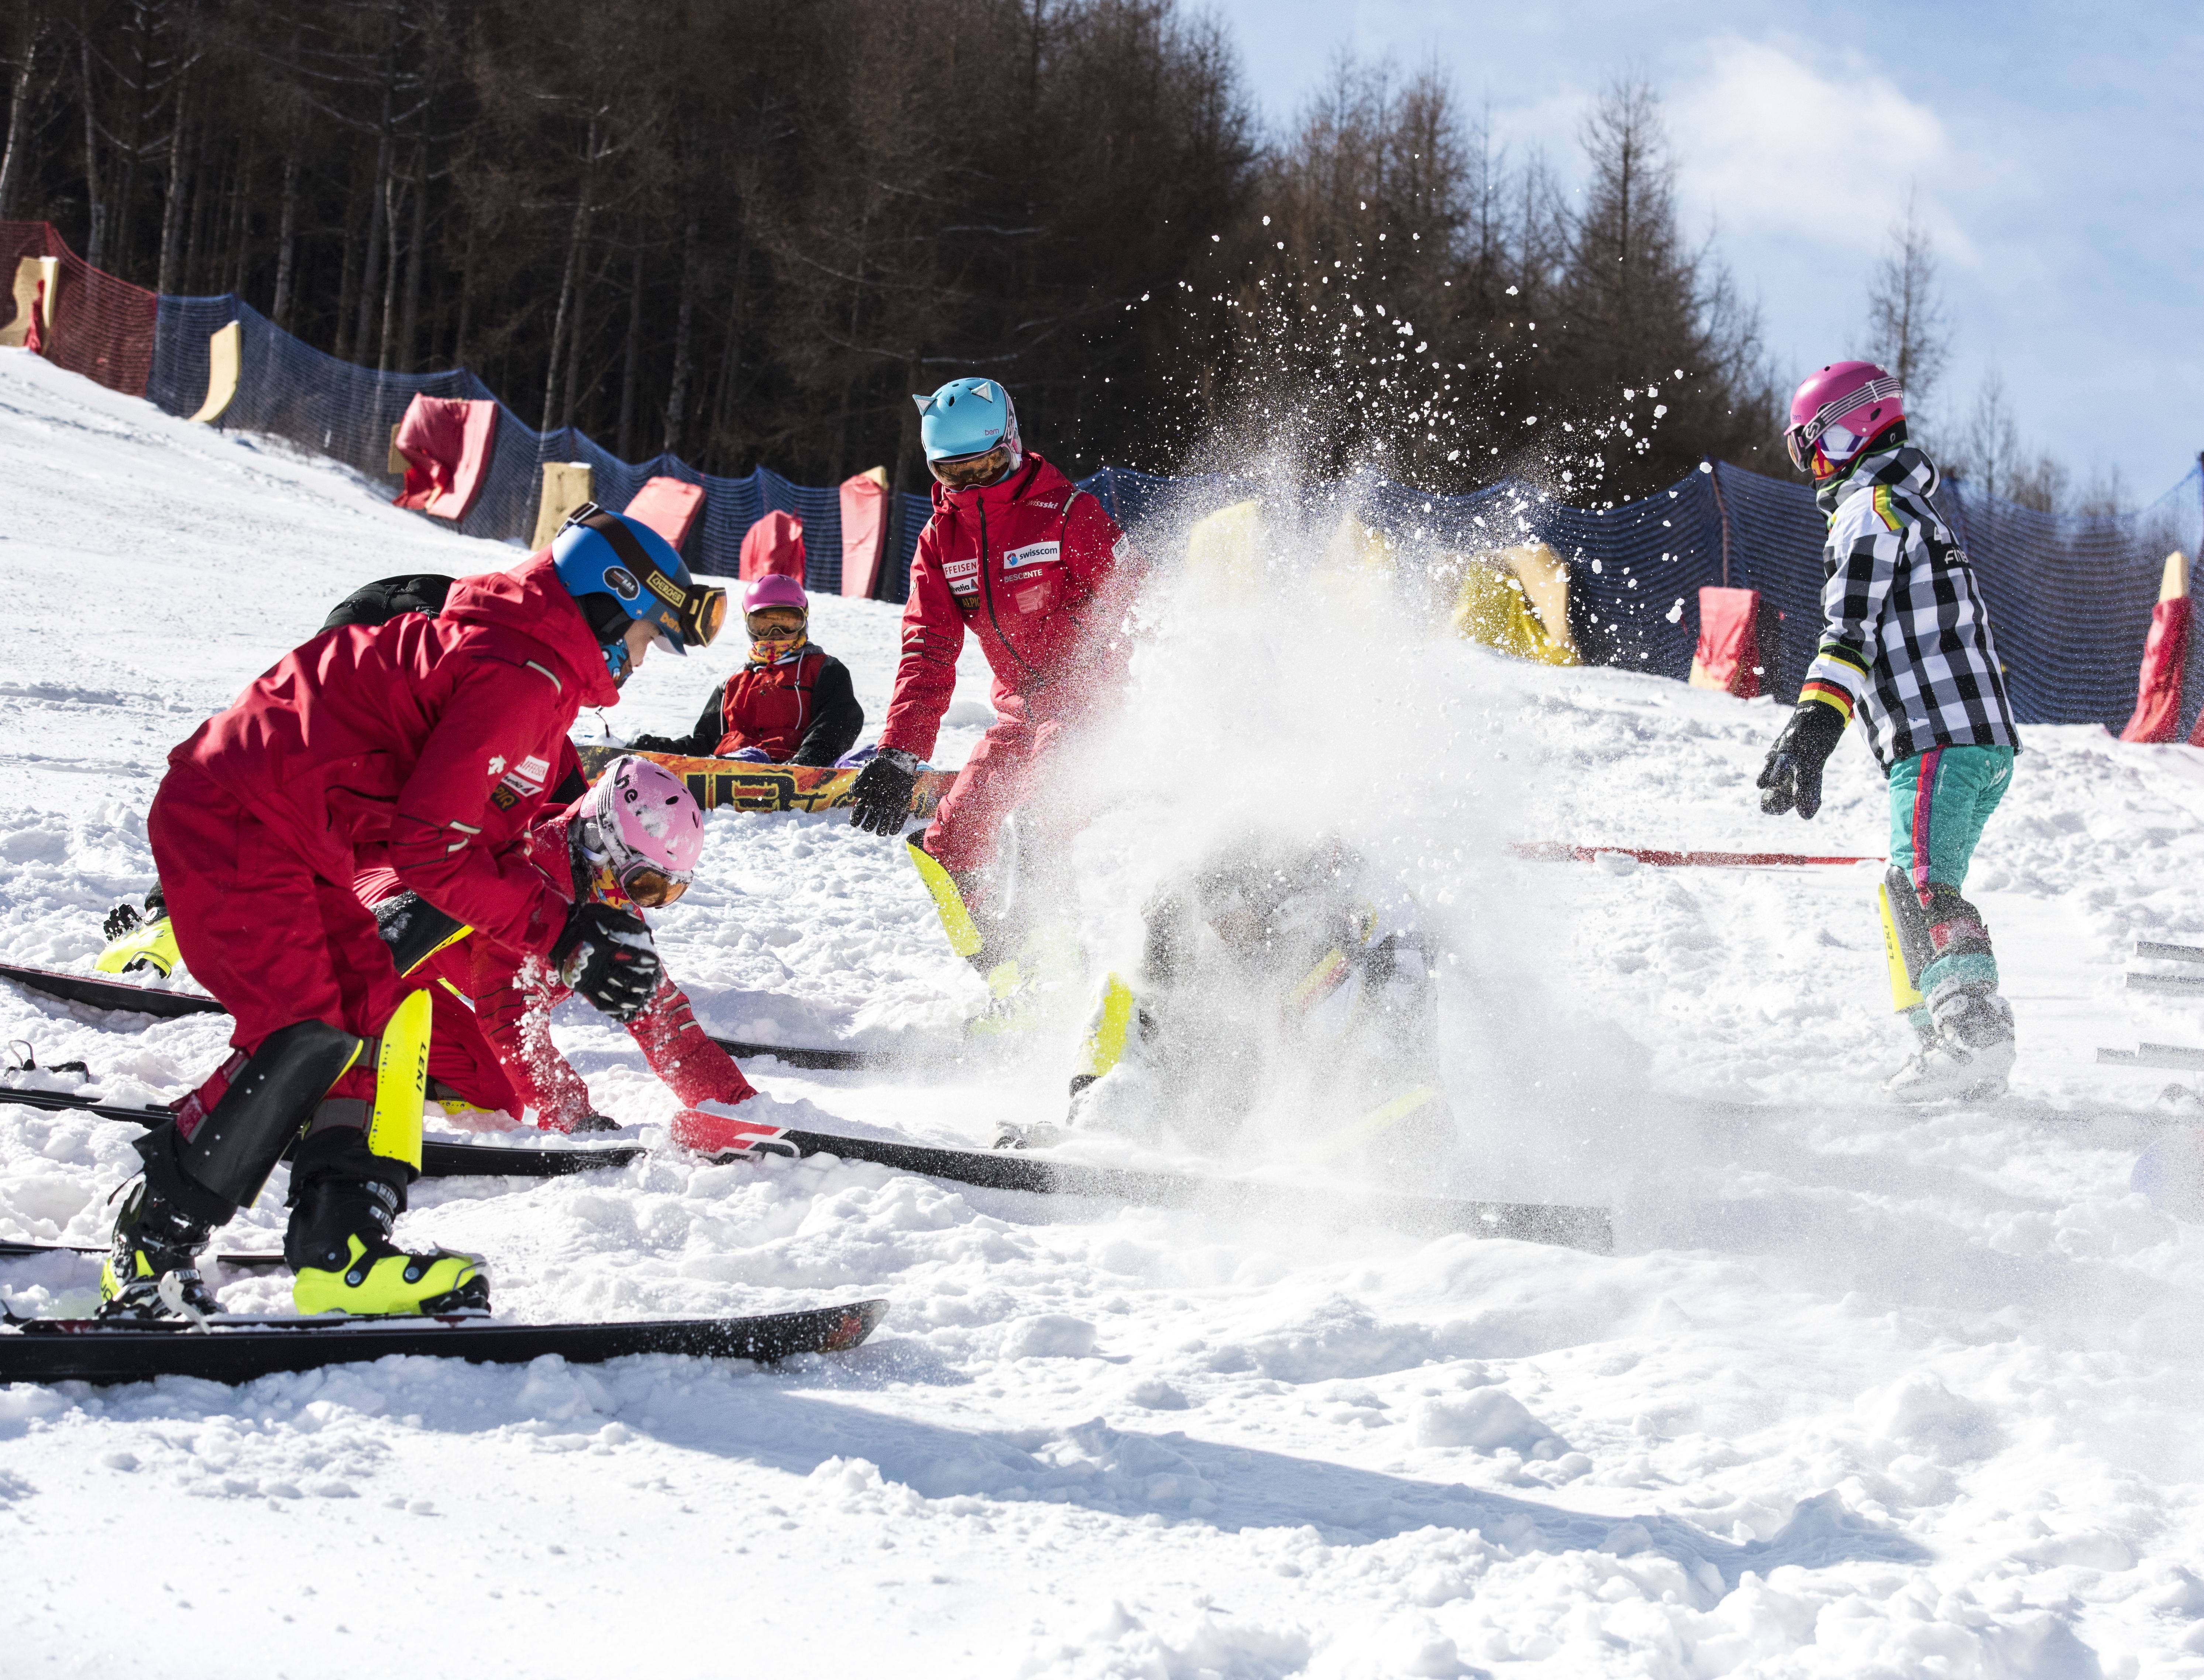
[920,716,1066,878]
[148,765,408,1068]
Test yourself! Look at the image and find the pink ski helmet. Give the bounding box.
[743,574,809,616]
[1785,361,1905,478]
[575,755,704,909]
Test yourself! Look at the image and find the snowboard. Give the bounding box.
[0,959,885,1070]
[575,744,956,816]
[0,1298,890,1385]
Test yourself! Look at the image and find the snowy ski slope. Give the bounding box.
[3,350,2204,1677]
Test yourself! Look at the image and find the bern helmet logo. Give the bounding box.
[605,566,640,600]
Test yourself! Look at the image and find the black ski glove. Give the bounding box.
[552,902,662,1022]
[1757,700,1849,819]
[846,748,922,836]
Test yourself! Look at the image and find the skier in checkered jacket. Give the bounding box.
[1756,360,2021,1101]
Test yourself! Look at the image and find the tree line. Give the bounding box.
[4,0,1861,507]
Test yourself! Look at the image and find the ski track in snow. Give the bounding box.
[1,350,2203,1677]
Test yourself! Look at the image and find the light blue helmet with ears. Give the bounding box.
[913,377,1020,463]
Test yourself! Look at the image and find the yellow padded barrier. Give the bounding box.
[187,321,241,424]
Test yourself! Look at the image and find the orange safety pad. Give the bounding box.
[739,509,806,582]
[839,469,888,598]
[623,476,705,551]
[391,395,497,521]
[1688,585,1763,698]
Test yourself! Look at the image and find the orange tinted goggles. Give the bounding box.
[593,859,691,910]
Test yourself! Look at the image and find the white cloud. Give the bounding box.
[1668,38,1970,263]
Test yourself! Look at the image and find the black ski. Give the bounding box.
[0,1298,888,1385]
[0,1086,644,1178]
[1,1084,1611,1251]
[1,1238,284,1268]
[0,958,881,1068]
[771,1126,1613,1251]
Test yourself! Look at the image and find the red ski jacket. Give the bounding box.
[172,552,617,958]
[356,812,753,1128]
[631,646,864,765]
[879,453,1142,760]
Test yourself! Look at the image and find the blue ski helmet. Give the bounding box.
[551,506,726,673]
[914,378,1020,464]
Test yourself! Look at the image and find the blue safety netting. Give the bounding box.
[149,296,2204,730]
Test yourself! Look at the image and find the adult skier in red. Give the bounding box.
[355,755,767,1151]
[845,378,1144,1010]
[103,507,726,1320]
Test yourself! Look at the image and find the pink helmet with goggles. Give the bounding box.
[1785,361,1905,478]
[743,574,809,616]
[573,755,704,910]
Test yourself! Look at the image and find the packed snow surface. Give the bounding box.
[3,350,2203,1677]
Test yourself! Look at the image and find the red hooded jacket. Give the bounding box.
[172,553,617,957]
[878,453,1142,760]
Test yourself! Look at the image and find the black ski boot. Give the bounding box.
[97,1177,218,1321]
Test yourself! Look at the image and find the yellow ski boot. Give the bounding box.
[284,991,489,1315]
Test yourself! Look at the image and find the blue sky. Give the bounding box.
[1201,0,2204,509]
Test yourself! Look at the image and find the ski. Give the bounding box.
[2136,941,2204,965]
[0,960,221,1019]
[2097,1043,2204,1071]
[765,1125,1613,1252]
[0,1298,889,1386]
[0,1086,644,1178]
[1,1084,1609,1252]
[1513,842,1880,868]
[0,958,879,1070]
[2126,972,2204,996]
[1,1238,284,1268]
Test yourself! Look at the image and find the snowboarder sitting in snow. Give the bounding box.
[356,755,769,1156]
[100,507,725,1322]
[845,376,1144,1025]
[1758,361,2020,1101]
[1003,833,1452,1161]
[626,574,865,766]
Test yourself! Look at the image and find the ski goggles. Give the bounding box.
[1785,419,1866,475]
[929,442,1014,490]
[746,609,807,641]
[591,857,691,910]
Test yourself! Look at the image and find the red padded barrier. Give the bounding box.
[391,394,497,521]
[839,471,888,598]
[739,510,805,582]
[0,221,158,397]
[1689,585,1763,698]
[2121,598,2190,743]
[623,476,705,551]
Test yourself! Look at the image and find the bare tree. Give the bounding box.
[1864,186,1950,422]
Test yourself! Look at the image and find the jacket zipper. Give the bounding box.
[975,499,1041,682]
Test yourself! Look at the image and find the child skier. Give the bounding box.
[357,757,779,1156]
[845,377,1144,1012]
[628,574,865,765]
[1757,361,2020,1099]
[103,508,725,1320]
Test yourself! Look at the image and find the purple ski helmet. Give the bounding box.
[575,755,703,909]
[1785,361,1905,478]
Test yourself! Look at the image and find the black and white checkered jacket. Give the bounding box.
[1796,443,2018,769]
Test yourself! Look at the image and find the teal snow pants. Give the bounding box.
[1886,743,2014,1019]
